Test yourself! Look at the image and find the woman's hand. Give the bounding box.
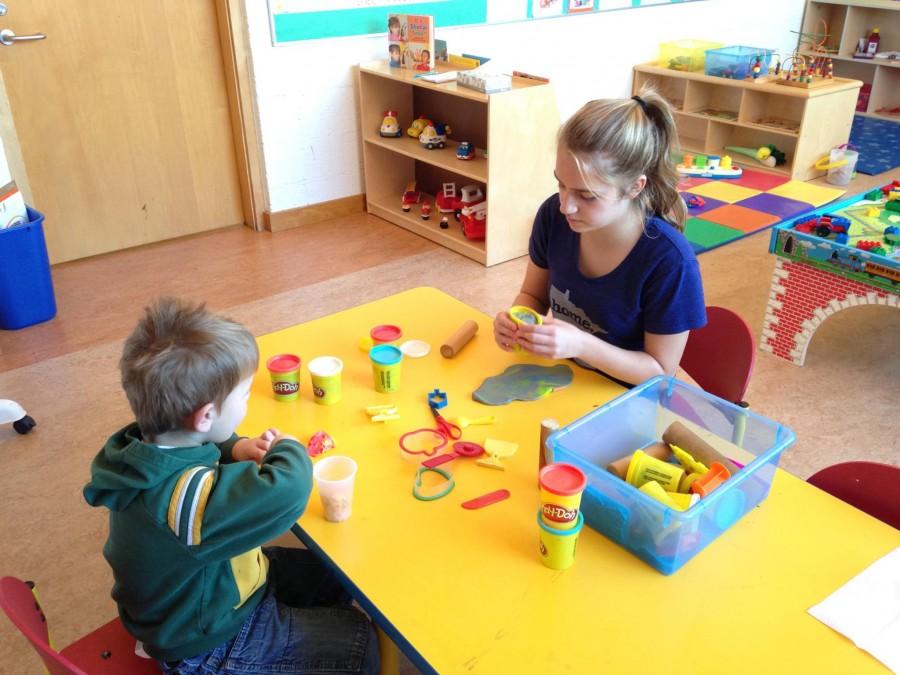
[516,316,585,360]
[232,428,281,463]
[493,311,519,351]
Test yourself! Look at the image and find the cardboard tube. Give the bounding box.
[662,421,740,476]
[440,320,478,358]
[606,442,670,479]
[539,418,560,485]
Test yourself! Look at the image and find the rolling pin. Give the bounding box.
[440,319,478,358]
[606,442,671,479]
[662,421,741,476]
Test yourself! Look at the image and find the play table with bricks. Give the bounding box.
[761,181,900,365]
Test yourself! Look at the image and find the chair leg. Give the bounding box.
[375,625,400,675]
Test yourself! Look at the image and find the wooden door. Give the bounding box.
[0,1,244,263]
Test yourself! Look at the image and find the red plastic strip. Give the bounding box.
[461,489,511,510]
[422,453,455,468]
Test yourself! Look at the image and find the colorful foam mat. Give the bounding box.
[680,169,847,254]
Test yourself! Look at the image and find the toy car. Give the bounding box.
[380,110,401,138]
[0,399,36,434]
[435,182,484,220]
[401,181,420,212]
[459,200,486,240]
[419,122,451,149]
[456,141,475,161]
[407,116,432,139]
[686,195,706,209]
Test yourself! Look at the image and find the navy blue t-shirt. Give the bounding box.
[529,194,706,353]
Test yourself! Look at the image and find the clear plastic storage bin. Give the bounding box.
[547,376,795,574]
[658,39,723,72]
[704,45,774,80]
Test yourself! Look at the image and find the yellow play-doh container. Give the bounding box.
[308,356,343,405]
[625,449,684,492]
[539,463,587,530]
[537,509,584,570]
[266,354,301,401]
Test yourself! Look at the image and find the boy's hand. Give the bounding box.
[232,428,281,463]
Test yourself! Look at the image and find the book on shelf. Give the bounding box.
[387,13,434,71]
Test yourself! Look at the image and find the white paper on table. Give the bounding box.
[808,547,900,673]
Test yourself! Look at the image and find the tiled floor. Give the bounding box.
[1,171,897,673]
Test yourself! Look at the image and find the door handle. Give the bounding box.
[0,28,46,46]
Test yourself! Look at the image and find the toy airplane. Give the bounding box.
[677,154,742,179]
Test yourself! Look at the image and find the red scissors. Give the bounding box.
[429,404,461,440]
[398,401,462,458]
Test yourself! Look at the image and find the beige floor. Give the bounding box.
[1,170,897,673]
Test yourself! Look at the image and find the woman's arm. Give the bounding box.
[517,321,689,385]
[494,262,549,350]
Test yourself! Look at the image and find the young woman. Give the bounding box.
[493,89,706,386]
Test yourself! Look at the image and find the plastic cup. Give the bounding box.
[313,455,357,523]
[539,463,587,530]
[308,356,343,405]
[266,354,301,401]
[625,449,684,492]
[537,509,584,570]
[369,344,403,393]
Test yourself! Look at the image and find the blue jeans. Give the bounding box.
[160,547,379,674]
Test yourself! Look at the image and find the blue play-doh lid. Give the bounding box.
[369,344,403,365]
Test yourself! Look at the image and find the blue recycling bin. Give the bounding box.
[0,206,57,330]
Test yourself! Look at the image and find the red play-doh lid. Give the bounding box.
[266,354,301,373]
[539,463,586,496]
[370,324,402,342]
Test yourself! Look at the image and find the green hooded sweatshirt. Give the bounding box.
[83,424,312,662]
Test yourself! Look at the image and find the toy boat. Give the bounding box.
[677,154,742,179]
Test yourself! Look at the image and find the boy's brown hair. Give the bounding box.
[120,297,258,438]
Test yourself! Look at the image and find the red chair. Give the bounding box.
[807,462,900,529]
[0,577,160,674]
[680,306,756,406]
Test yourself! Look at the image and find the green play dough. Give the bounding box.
[472,364,574,405]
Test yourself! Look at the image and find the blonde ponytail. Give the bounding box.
[559,87,686,231]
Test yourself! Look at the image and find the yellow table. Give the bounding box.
[243,287,900,675]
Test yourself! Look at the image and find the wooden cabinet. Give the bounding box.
[798,0,899,120]
[633,64,862,181]
[357,61,559,266]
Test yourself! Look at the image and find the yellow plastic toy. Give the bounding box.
[477,438,518,470]
[669,443,709,475]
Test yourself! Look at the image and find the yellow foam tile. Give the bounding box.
[685,181,761,203]
[767,180,845,207]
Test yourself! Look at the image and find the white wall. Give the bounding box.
[245,0,806,213]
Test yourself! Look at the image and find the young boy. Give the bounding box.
[83,298,378,674]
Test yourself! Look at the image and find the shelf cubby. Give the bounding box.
[633,70,687,110]
[358,61,559,266]
[633,63,862,179]
[799,0,899,119]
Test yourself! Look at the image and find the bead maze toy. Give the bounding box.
[762,181,899,365]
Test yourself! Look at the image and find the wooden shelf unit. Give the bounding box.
[357,61,560,266]
[633,64,862,181]
[799,0,899,120]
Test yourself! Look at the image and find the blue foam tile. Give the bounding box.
[848,115,900,175]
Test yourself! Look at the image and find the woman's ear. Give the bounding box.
[628,174,647,199]
[189,403,216,433]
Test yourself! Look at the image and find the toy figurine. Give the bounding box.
[380,110,402,138]
[420,201,432,220]
[401,181,420,212]
[419,122,451,149]
[407,115,432,139]
[456,141,475,160]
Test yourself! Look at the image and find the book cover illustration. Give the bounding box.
[387,14,434,71]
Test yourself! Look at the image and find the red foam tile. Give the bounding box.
[696,204,782,232]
